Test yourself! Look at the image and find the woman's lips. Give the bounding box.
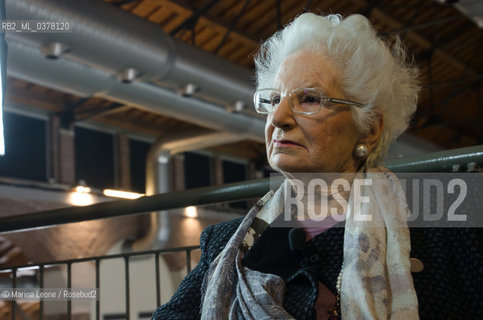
[273,139,303,148]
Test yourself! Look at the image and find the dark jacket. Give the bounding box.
[152,218,483,320]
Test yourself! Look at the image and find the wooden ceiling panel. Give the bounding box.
[194,26,213,47]
[238,52,256,68]
[209,139,266,160]
[7,0,482,159]
[386,1,411,18]
[236,0,269,30]
[215,36,238,55]
[228,45,254,64]
[94,116,163,136]
[147,5,174,24]
[10,78,28,88]
[437,20,470,45]
[159,0,258,48]
[206,0,239,18]
[165,14,192,34]
[445,30,480,55]
[121,1,140,11]
[178,30,193,43]
[337,1,364,16]
[214,0,247,20]
[200,31,224,51]
[253,0,313,38]
[242,1,279,35]
[280,1,307,20]
[131,0,160,18]
[413,7,441,25]
[6,82,64,113]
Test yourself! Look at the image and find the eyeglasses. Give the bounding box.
[253,87,364,115]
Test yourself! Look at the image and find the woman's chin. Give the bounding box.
[270,159,308,173]
[271,161,330,174]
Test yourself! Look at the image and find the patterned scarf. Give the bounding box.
[341,168,419,319]
[200,168,419,319]
[200,191,295,319]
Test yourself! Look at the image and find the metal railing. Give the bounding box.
[0,145,482,234]
[0,245,200,320]
[0,145,482,320]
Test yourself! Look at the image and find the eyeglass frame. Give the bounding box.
[253,87,364,115]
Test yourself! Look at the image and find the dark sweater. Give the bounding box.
[152,218,483,319]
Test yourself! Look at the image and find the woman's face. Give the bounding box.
[265,51,363,173]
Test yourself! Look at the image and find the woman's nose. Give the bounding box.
[270,96,296,130]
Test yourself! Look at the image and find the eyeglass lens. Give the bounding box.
[256,88,324,114]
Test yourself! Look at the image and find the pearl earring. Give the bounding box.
[354,143,368,159]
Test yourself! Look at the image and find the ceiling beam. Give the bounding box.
[357,2,478,77]
[209,141,265,160]
[154,0,259,49]
[169,0,220,37]
[6,82,65,113]
[92,115,165,137]
[75,103,132,121]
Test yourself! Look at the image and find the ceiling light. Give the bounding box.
[68,191,95,206]
[41,42,69,59]
[184,206,198,218]
[103,189,144,199]
[118,67,139,83]
[75,185,91,193]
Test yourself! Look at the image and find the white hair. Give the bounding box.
[255,13,421,166]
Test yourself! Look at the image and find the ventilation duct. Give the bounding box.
[5,0,256,105]
[5,0,265,140]
[436,0,483,28]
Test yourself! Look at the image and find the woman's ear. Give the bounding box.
[364,113,384,153]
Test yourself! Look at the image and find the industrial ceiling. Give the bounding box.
[4,0,483,161]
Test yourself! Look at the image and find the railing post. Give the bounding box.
[67,262,72,320]
[39,265,44,320]
[95,259,100,320]
[124,257,130,320]
[11,268,17,320]
[186,249,192,273]
[154,253,161,307]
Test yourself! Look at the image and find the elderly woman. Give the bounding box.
[153,13,482,320]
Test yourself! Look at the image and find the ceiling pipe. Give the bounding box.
[5,40,265,141]
[4,0,267,252]
[6,39,265,252]
[5,0,255,107]
[131,129,254,251]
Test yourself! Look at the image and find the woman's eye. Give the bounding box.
[302,95,320,104]
[270,96,281,105]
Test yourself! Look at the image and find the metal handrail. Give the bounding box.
[0,245,200,272]
[0,177,280,233]
[0,245,201,320]
[384,144,483,172]
[0,145,481,233]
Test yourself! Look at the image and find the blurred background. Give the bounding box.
[0,0,481,318]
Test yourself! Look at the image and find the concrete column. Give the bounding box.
[247,160,257,180]
[212,156,226,208]
[114,132,131,190]
[58,128,76,186]
[47,115,60,183]
[212,156,224,186]
[171,154,185,191]
[48,114,76,186]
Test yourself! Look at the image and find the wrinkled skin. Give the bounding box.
[265,50,377,174]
